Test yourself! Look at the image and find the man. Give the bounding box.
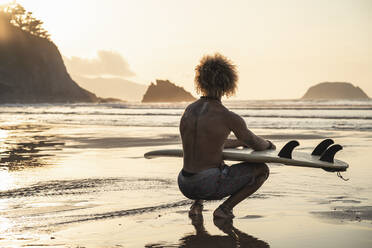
[178,53,276,219]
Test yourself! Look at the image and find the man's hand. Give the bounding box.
[266,140,276,150]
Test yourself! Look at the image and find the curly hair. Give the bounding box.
[194,53,238,98]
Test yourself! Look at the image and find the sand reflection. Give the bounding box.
[146,214,269,248]
[0,125,63,171]
[176,214,269,248]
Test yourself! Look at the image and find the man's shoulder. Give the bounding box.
[189,98,205,107]
[184,100,201,112]
[220,108,244,126]
[218,105,236,116]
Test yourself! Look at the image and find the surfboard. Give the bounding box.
[144,139,349,172]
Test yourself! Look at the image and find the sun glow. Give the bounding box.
[0,129,7,139]
[0,0,11,5]
[0,216,12,234]
[0,129,8,153]
[0,169,13,191]
[0,128,13,192]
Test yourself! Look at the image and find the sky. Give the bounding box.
[3,0,372,99]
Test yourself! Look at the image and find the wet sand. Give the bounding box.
[0,123,372,247]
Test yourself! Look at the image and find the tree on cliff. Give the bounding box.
[0,1,99,103]
[0,1,50,40]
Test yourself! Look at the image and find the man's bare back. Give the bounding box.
[180,97,274,174]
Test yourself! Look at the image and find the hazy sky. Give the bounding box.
[63,50,136,78]
[5,0,372,99]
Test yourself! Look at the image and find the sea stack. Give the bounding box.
[302,82,369,100]
[142,79,196,103]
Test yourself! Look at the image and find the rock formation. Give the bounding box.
[302,82,369,100]
[142,80,196,103]
[0,12,98,103]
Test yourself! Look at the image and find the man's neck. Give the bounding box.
[200,95,221,102]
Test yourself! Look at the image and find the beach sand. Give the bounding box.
[0,123,372,247]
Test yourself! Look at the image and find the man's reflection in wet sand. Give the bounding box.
[178,214,270,248]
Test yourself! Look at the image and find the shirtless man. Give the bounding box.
[178,53,276,219]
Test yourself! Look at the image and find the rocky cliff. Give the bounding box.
[142,80,196,103]
[302,82,369,100]
[0,16,98,103]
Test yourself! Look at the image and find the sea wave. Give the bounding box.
[1,110,372,120]
[1,100,372,131]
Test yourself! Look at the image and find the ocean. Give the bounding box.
[1,99,371,130]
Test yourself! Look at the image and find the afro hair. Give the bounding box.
[194,53,238,98]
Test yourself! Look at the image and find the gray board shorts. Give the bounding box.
[178,162,264,200]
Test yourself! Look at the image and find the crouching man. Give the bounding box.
[178,53,275,218]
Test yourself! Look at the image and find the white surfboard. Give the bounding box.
[144,139,348,172]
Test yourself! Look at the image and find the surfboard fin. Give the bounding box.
[319,144,343,163]
[311,139,334,156]
[278,140,299,159]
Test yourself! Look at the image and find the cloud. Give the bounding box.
[63,50,135,78]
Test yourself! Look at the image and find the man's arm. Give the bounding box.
[223,139,249,149]
[227,111,276,151]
